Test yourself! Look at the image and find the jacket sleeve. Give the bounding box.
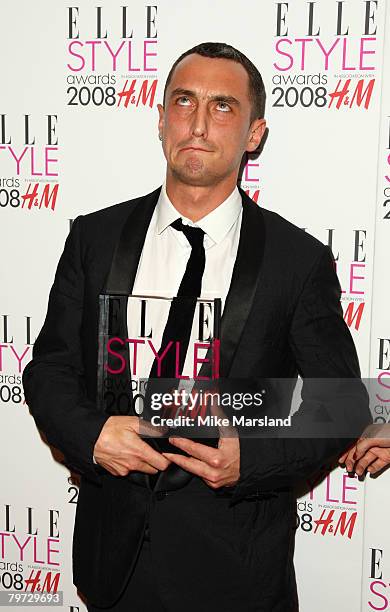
[232,244,372,502]
[22,216,110,487]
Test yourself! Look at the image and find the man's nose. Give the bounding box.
[190,104,208,138]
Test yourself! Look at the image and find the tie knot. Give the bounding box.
[171,217,205,249]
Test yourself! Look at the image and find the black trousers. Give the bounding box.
[86,532,166,611]
[86,478,298,612]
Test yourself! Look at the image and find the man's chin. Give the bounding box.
[171,166,221,188]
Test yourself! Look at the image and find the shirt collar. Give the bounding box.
[156,182,242,246]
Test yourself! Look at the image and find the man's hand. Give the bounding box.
[339,424,390,476]
[162,432,240,489]
[93,416,172,477]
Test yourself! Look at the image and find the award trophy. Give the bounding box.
[97,293,222,448]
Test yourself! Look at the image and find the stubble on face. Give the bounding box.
[167,135,236,187]
[161,56,255,186]
[171,151,215,186]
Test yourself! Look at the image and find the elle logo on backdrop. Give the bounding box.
[272,1,378,111]
[66,6,158,110]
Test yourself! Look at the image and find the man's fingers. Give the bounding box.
[94,415,171,473]
[354,437,380,461]
[338,450,350,464]
[133,460,159,475]
[94,457,158,477]
[136,438,172,471]
[367,457,388,474]
[354,450,378,476]
[162,452,229,488]
[163,451,213,480]
[168,436,219,465]
[340,448,356,472]
[339,441,357,463]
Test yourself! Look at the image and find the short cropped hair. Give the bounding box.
[163,41,266,122]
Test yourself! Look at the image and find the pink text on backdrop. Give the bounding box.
[67,40,157,72]
[0,146,58,177]
[273,37,376,71]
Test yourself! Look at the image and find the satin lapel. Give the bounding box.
[101,186,162,490]
[104,186,162,294]
[101,184,161,408]
[198,188,266,380]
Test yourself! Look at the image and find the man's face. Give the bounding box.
[158,54,266,187]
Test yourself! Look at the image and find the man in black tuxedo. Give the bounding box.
[23,42,371,611]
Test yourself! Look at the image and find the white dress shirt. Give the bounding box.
[93,184,242,463]
[131,182,242,377]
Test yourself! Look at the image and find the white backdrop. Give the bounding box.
[0,1,389,610]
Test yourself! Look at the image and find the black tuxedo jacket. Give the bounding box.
[22,186,371,610]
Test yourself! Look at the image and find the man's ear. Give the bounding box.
[157,103,165,138]
[246,118,266,153]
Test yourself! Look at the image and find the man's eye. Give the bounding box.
[177,96,191,106]
[216,102,231,112]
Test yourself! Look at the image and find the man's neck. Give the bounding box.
[165,174,238,222]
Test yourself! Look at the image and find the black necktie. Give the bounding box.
[148,217,206,380]
[145,217,206,490]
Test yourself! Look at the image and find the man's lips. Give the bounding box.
[180,146,212,152]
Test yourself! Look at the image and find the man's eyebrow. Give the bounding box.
[169,87,240,106]
[211,94,240,106]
